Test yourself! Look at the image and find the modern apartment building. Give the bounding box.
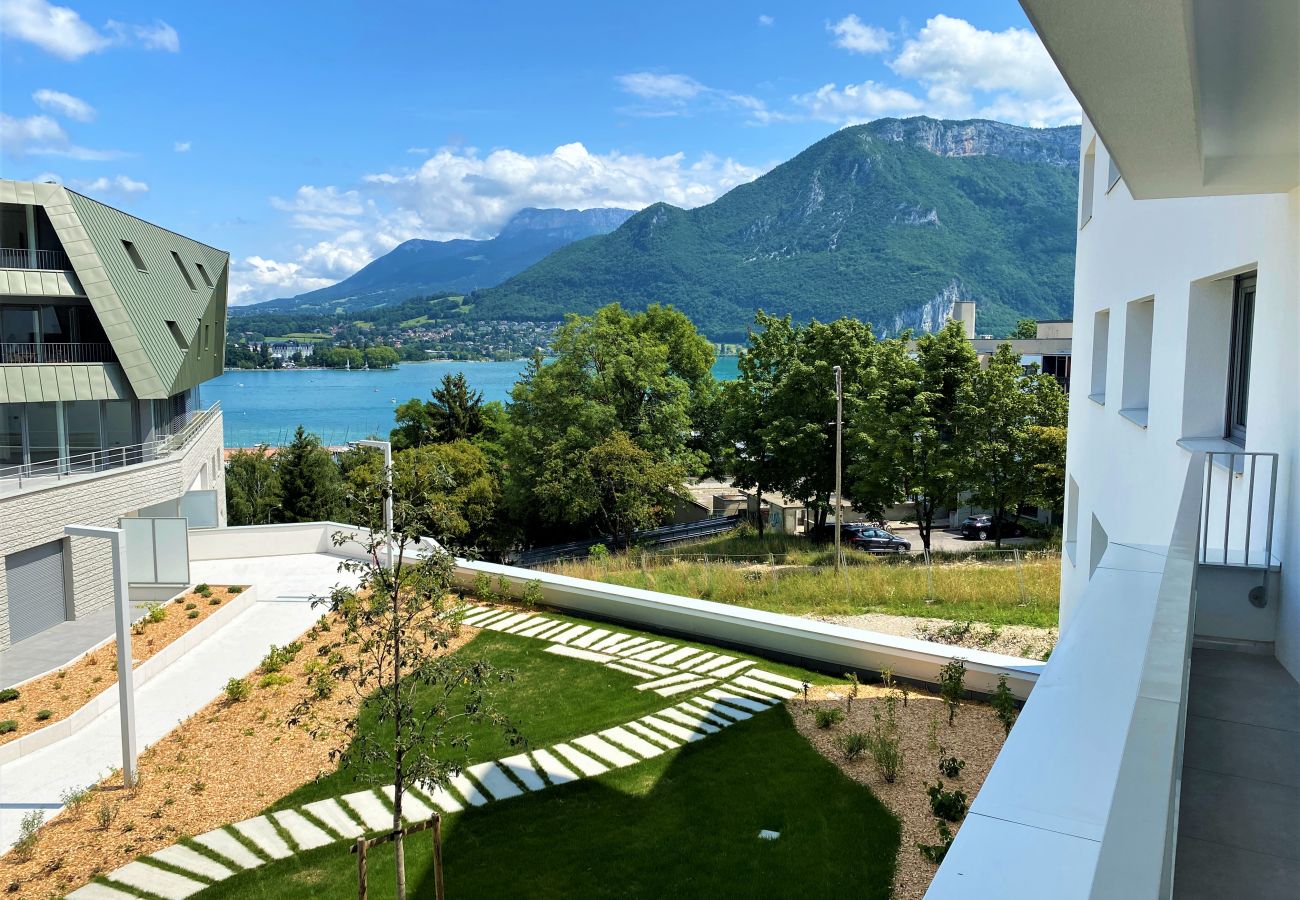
[0,180,228,651]
[928,3,1298,898]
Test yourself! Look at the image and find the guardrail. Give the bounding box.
[0,342,116,364]
[0,402,221,490]
[1200,450,1279,569]
[508,514,743,568]
[0,247,71,270]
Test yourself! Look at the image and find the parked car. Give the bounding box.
[960,514,1026,541]
[848,527,912,553]
[809,521,882,543]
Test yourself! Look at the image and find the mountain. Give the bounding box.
[237,206,635,315]
[470,118,1081,340]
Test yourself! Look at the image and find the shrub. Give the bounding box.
[185,602,197,611]
[224,677,250,702]
[522,579,545,608]
[473,570,495,601]
[588,543,610,561]
[96,800,118,830]
[260,641,302,674]
[814,707,845,729]
[927,781,969,822]
[146,604,166,624]
[311,671,336,700]
[496,575,513,601]
[60,785,92,814]
[209,597,220,605]
[837,730,871,761]
[228,585,243,594]
[938,755,966,778]
[992,674,1018,735]
[258,672,292,689]
[187,610,199,619]
[35,708,53,722]
[0,720,17,734]
[0,687,20,703]
[917,820,954,864]
[11,810,43,862]
[938,658,967,725]
[195,583,212,597]
[845,671,860,713]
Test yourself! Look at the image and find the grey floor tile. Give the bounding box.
[1184,715,1300,788]
[1178,767,1300,861]
[1188,672,1300,733]
[1174,837,1300,900]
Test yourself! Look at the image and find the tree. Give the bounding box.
[960,344,1068,546]
[274,426,343,522]
[224,446,281,525]
[292,479,519,900]
[1012,318,1038,340]
[849,321,980,552]
[391,373,485,451]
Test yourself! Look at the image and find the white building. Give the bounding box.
[929,2,1298,898]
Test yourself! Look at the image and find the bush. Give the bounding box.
[311,671,336,700]
[146,603,167,624]
[0,687,19,703]
[938,755,965,778]
[209,597,221,605]
[96,800,118,830]
[185,602,197,611]
[837,730,871,761]
[992,674,1018,735]
[917,820,954,864]
[588,543,610,561]
[473,570,495,601]
[496,575,513,601]
[224,677,250,702]
[522,579,545,608]
[258,672,293,689]
[0,720,17,734]
[195,583,212,597]
[260,641,302,674]
[814,707,845,729]
[11,810,43,862]
[938,658,967,725]
[228,585,243,595]
[927,781,969,822]
[865,694,904,783]
[35,708,53,722]
[187,610,199,619]
[60,785,92,814]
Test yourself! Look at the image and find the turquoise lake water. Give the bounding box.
[208,356,741,447]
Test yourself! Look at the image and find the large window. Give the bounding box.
[1090,309,1110,403]
[1225,274,1255,443]
[1120,298,1155,426]
[1080,139,1096,228]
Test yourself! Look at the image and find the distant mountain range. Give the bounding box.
[471,118,1081,340]
[237,206,635,315]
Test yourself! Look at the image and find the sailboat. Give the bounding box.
[345,359,350,371]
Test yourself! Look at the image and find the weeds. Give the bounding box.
[814,707,845,729]
[991,674,1018,735]
[224,677,250,702]
[59,785,93,814]
[917,820,954,864]
[836,730,871,761]
[12,811,43,862]
[866,694,904,783]
[260,642,302,674]
[938,755,966,779]
[927,781,969,822]
[938,658,967,725]
[96,801,118,831]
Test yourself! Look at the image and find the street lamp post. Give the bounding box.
[833,365,844,575]
[65,525,137,788]
[353,439,393,570]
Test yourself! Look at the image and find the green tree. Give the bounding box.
[391,373,485,451]
[849,321,980,551]
[960,344,1068,546]
[224,446,281,525]
[1012,318,1038,340]
[274,426,343,522]
[364,345,400,369]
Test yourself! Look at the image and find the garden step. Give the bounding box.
[635,672,703,692]
[412,781,464,814]
[720,683,781,703]
[705,689,774,714]
[547,624,592,644]
[600,726,665,758]
[530,748,580,785]
[66,884,143,900]
[659,707,722,735]
[572,734,639,768]
[746,669,808,691]
[552,742,609,776]
[486,613,533,631]
[192,828,264,869]
[507,616,549,634]
[105,861,207,900]
[616,640,665,657]
[639,715,707,744]
[692,655,738,673]
[150,844,234,881]
[272,809,333,849]
[654,677,716,697]
[610,658,675,676]
[685,697,752,722]
[512,617,557,636]
[233,816,293,860]
[607,662,656,678]
[630,644,679,662]
[498,752,548,791]
[448,771,490,806]
[674,651,715,669]
[654,647,702,666]
[341,790,392,831]
[301,798,364,840]
[625,720,681,749]
[677,701,734,728]
[379,785,434,823]
[588,632,632,652]
[527,621,569,640]
[600,636,649,655]
[706,659,755,680]
[733,674,798,699]
[545,644,616,664]
[569,628,611,648]
[467,761,524,800]
[462,609,509,628]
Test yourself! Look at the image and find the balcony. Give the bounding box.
[0,342,116,364]
[0,247,71,271]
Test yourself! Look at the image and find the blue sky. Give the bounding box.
[0,1,1078,304]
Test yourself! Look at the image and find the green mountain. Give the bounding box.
[470,118,1081,340]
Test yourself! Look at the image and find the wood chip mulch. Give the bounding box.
[790,682,1009,900]
[0,586,247,746]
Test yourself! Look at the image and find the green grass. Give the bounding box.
[265,333,330,342]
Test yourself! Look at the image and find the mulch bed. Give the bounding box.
[0,586,246,745]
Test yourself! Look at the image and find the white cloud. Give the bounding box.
[829,14,891,54]
[74,174,149,195]
[174,140,191,152]
[0,0,179,59]
[32,88,95,121]
[757,14,774,26]
[406,146,430,155]
[0,112,119,159]
[616,71,770,121]
[792,81,924,123]
[229,256,336,306]
[617,72,705,101]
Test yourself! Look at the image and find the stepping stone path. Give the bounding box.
[71,602,809,899]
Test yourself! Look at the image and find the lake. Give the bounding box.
[207,356,741,447]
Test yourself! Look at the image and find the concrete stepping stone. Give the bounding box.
[640,714,707,743]
[607,662,656,678]
[707,659,755,680]
[655,677,716,697]
[553,742,609,776]
[707,688,774,713]
[467,761,524,800]
[693,654,738,673]
[573,734,639,767]
[678,701,735,728]
[106,861,207,900]
[600,636,649,654]
[545,644,616,663]
[674,651,715,669]
[341,790,393,831]
[66,884,142,900]
[463,609,509,627]
[600,726,664,758]
[636,672,703,692]
[531,748,580,785]
[589,632,632,652]
[512,617,556,636]
[301,799,364,840]
[612,658,675,676]
[630,644,679,662]
[686,697,752,722]
[747,669,808,691]
[270,809,334,850]
[486,612,532,631]
[379,785,434,823]
[659,707,722,734]
[655,646,702,666]
[507,616,548,634]
[150,844,234,882]
[412,781,464,813]
[192,828,264,869]
[499,752,547,791]
[724,682,783,703]
[449,771,490,806]
[616,639,665,657]
[548,624,591,644]
[734,674,798,698]
[527,622,569,640]
[233,816,293,860]
[626,720,681,749]
[570,628,611,648]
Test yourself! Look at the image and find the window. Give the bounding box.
[1065,476,1080,565]
[1089,514,1109,578]
[122,240,147,272]
[166,320,189,350]
[1120,298,1154,426]
[171,251,197,291]
[1107,153,1121,192]
[1225,273,1255,443]
[1089,309,1109,403]
[195,262,214,287]
[1080,139,1096,228]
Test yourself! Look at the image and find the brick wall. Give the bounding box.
[0,410,224,649]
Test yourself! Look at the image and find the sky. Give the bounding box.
[0,0,1079,305]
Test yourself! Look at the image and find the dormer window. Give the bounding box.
[122,240,147,272]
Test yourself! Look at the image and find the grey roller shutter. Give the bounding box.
[5,541,68,643]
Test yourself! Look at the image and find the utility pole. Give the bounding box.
[834,365,843,575]
[353,439,393,571]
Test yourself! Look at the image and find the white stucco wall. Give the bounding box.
[1061,116,1300,679]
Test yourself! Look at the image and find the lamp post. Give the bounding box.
[64,525,136,788]
[833,365,844,575]
[352,439,393,570]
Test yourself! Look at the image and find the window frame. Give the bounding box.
[1224,273,1256,444]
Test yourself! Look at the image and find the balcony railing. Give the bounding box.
[0,247,72,270]
[1200,449,1279,569]
[0,342,116,364]
[0,402,221,492]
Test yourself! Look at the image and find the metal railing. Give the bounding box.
[0,247,72,270]
[1199,450,1279,569]
[0,402,221,491]
[0,342,116,364]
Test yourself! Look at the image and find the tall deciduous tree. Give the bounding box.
[224,446,281,525]
[274,426,343,523]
